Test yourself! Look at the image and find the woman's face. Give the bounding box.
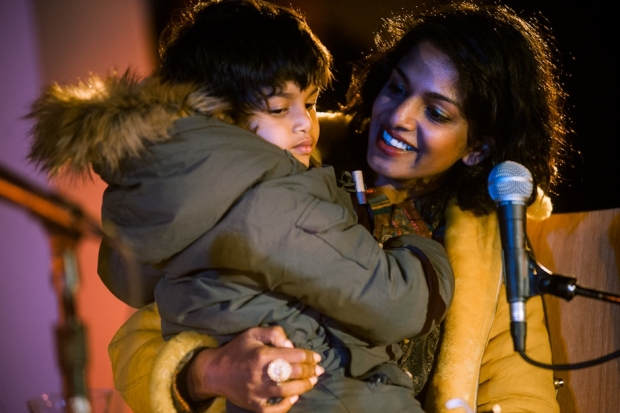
[368,41,478,194]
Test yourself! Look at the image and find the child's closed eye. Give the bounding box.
[268,107,288,116]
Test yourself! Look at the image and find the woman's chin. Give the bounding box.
[368,157,403,183]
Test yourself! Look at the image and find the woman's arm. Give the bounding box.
[109,304,322,413]
[477,292,560,413]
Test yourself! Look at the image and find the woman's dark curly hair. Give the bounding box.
[157,0,332,125]
[335,1,571,221]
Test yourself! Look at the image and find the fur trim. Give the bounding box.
[150,330,223,413]
[27,72,230,175]
[426,201,503,412]
[527,187,553,221]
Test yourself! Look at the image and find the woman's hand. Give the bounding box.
[187,326,323,412]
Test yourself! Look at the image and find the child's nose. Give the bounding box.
[294,107,312,132]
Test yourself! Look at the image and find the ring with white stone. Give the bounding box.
[267,358,292,386]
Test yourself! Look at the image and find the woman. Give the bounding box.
[107,1,569,412]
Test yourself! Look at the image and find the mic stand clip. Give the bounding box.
[528,256,620,305]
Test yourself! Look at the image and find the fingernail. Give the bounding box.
[290,395,300,404]
[284,340,294,348]
[309,376,318,385]
[315,366,325,376]
[313,353,322,363]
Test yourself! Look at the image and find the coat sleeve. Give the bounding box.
[160,171,454,346]
[246,180,454,345]
[98,236,161,308]
[108,303,225,413]
[477,290,560,413]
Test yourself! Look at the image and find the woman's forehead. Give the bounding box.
[395,42,461,100]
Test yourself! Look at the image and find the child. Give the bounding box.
[28,1,453,412]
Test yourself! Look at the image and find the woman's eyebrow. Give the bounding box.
[394,66,460,107]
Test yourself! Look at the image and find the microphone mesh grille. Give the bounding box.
[487,161,533,203]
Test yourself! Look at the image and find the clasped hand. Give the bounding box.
[187,326,324,412]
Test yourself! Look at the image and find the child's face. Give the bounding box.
[249,82,320,167]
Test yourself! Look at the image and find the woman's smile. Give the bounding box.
[379,129,416,152]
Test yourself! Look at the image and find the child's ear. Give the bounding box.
[462,143,490,166]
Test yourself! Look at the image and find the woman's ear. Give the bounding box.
[462,143,490,166]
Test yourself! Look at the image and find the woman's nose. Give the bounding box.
[389,97,417,131]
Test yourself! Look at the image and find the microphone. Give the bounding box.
[488,161,534,353]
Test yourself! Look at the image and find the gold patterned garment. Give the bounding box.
[367,191,441,396]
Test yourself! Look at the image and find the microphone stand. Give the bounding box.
[0,163,102,412]
[520,239,620,370]
[529,257,620,305]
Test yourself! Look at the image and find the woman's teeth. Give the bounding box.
[382,130,414,151]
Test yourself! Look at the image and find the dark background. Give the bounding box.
[147,0,619,213]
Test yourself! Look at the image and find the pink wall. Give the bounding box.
[0,1,154,412]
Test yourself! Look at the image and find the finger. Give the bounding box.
[259,373,318,402]
[256,373,319,412]
[273,348,320,365]
[276,377,317,399]
[258,395,300,413]
[263,349,322,385]
[289,362,324,381]
[247,326,294,348]
[260,348,320,381]
[268,327,294,349]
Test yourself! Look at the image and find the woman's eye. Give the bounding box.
[387,82,407,97]
[426,106,450,124]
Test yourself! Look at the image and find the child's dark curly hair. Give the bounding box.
[158,0,333,126]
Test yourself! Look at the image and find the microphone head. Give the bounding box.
[488,161,533,204]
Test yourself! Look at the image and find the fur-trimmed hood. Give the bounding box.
[28,72,231,175]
